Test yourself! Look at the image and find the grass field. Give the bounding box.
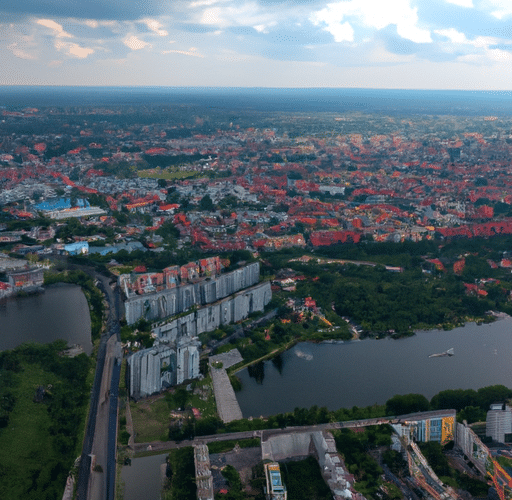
[129,376,218,443]
[0,364,61,498]
[136,168,200,180]
[0,345,90,500]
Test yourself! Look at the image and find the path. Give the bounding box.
[210,367,243,423]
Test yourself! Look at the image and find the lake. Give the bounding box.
[0,284,93,354]
[235,317,512,417]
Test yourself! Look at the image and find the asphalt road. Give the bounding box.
[75,272,122,500]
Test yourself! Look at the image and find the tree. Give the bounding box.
[199,194,214,211]
[385,394,430,416]
[173,387,188,410]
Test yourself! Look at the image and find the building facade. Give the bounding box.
[486,403,512,443]
[126,335,200,400]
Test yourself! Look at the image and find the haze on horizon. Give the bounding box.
[2,0,512,90]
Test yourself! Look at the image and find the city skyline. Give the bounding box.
[3,0,512,89]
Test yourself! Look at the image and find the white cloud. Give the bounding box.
[54,40,94,58]
[435,29,500,49]
[189,0,225,7]
[328,21,355,42]
[196,2,278,33]
[83,20,99,28]
[253,22,277,34]
[7,42,35,60]
[488,48,512,61]
[35,18,94,59]
[485,0,512,19]
[36,19,73,38]
[123,35,151,50]
[444,0,473,7]
[142,18,168,36]
[311,0,431,44]
[162,47,205,57]
[200,7,227,26]
[435,28,469,44]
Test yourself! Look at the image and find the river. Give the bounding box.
[0,284,93,354]
[235,317,512,417]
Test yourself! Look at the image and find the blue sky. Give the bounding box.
[2,0,512,88]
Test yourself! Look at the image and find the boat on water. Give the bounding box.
[429,347,454,358]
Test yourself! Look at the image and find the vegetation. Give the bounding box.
[219,465,245,500]
[279,456,333,500]
[207,438,260,454]
[162,447,196,500]
[258,236,512,337]
[0,341,91,500]
[332,426,392,499]
[419,442,489,497]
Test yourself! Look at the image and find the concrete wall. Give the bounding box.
[261,432,315,462]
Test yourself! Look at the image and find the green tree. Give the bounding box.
[385,394,430,416]
[199,194,214,211]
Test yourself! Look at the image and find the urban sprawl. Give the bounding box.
[3,103,512,500]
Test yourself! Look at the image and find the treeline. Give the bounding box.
[386,384,512,422]
[0,341,91,500]
[44,270,104,340]
[141,153,212,169]
[167,384,510,442]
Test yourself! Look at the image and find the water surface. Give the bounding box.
[0,284,92,354]
[236,318,512,417]
[121,454,167,500]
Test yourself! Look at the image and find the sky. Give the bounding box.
[2,0,512,89]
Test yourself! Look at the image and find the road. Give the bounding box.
[75,272,122,500]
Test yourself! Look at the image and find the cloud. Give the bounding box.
[35,18,95,58]
[36,19,73,38]
[444,0,473,7]
[0,0,166,21]
[194,1,281,34]
[123,35,151,50]
[7,42,36,59]
[162,47,205,57]
[310,0,432,44]
[141,18,168,36]
[54,40,94,58]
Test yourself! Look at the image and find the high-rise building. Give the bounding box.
[486,403,512,443]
